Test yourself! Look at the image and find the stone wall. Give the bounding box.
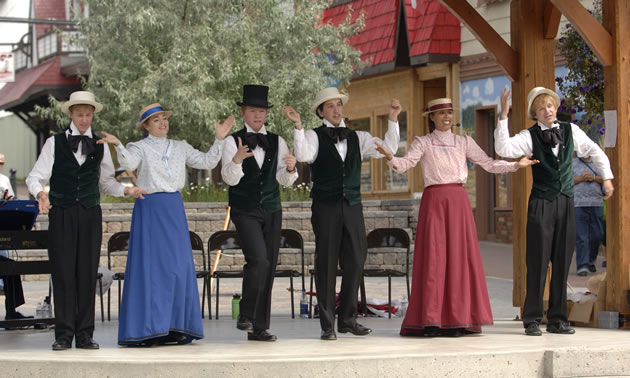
[22,199,421,280]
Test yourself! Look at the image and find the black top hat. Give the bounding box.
[236,84,273,109]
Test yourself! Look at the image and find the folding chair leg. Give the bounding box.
[309,273,314,319]
[388,275,392,319]
[98,278,104,322]
[107,288,111,322]
[289,276,295,319]
[360,277,367,316]
[201,278,206,319]
[208,277,212,320]
[215,277,220,320]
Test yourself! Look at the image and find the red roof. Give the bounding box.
[0,57,81,110]
[322,0,460,68]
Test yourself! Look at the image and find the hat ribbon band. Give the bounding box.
[426,103,453,112]
[140,106,165,122]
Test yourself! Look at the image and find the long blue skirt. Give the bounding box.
[118,192,204,346]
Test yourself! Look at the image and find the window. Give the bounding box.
[380,111,408,191]
[348,117,371,191]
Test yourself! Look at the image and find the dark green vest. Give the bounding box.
[228,128,281,213]
[49,131,104,208]
[310,125,361,206]
[528,121,575,200]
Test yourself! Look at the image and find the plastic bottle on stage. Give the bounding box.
[300,289,308,319]
[42,296,52,318]
[232,294,240,320]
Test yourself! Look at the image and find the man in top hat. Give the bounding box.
[221,84,298,342]
[26,91,146,350]
[495,87,614,336]
[282,88,401,340]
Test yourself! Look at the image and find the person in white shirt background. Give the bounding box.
[26,91,146,351]
[494,87,614,337]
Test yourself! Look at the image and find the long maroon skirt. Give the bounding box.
[400,184,493,336]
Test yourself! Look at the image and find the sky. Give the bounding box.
[0,0,30,53]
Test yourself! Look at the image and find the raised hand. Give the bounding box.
[389,99,402,121]
[516,153,539,169]
[500,88,511,120]
[216,115,235,141]
[284,148,297,172]
[232,137,254,164]
[98,131,121,146]
[282,106,302,129]
[124,186,148,200]
[374,141,393,161]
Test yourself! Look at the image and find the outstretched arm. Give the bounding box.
[494,88,534,158]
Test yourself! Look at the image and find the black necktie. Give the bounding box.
[245,132,270,150]
[67,134,96,155]
[541,127,563,147]
[325,127,350,142]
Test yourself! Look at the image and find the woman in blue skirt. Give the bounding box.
[99,103,234,346]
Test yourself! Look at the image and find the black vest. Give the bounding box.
[528,121,575,200]
[310,125,361,205]
[228,128,281,213]
[49,131,104,208]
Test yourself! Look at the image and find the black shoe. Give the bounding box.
[423,326,441,337]
[588,264,597,273]
[525,323,542,336]
[443,328,465,337]
[338,322,372,336]
[547,322,575,334]
[236,315,254,333]
[320,329,337,340]
[5,311,34,320]
[76,338,100,349]
[247,329,277,342]
[52,340,72,351]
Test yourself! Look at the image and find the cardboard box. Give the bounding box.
[568,299,597,327]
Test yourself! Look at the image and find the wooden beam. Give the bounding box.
[602,0,630,314]
[543,0,562,39]
[440,0,519,81]
[550,0,614,66]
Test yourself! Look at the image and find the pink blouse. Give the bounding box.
[389,129,518,187]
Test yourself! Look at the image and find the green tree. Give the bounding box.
[556,0,604,142]
[39,0,365,149]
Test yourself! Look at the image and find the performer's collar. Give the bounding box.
[245,123,267,135]
[324,118,346,129]
[69,122,93,137]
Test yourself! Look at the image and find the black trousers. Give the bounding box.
[311,199,367,331]
[48,204,102,343]
[0,255,26,317]
[522,195,575,327]
[231,207,282,331]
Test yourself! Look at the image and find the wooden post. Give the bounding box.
[509,0,557,307]
[602,0,630,314]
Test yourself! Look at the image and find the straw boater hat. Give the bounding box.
[136,103,173,130]
[526,87,560,121]
[61,91,103,115]
[423,98,456,117]
[311,87,349,114]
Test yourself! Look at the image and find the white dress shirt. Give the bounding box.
[293,118,400,163]
[221,124,298,187]
[0,173,13,198]
[26,123,125,198]
[115,135,223,193]
[494,118,614,180]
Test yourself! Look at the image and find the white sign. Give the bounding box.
[0,53,15,83]
[603,110,618,148]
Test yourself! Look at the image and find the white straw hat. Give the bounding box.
[311,87,349,114]
[527,87,560,120]
[135,103,173,130]
[61,91,103,115]
[423,98,456,116]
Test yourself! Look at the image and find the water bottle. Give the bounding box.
[35,301,43,318]
[232,294,240,320]
[42,296,52,318]
[300,289,308,319]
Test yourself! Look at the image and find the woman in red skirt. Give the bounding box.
[376,98,537,337]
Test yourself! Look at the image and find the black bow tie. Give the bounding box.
[325,126,350,142]
[541,127,563,147]
[67,134,96,155]
[244,132,270,150]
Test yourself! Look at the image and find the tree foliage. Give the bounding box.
[39,0,365,149]
[556,0,604,142]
